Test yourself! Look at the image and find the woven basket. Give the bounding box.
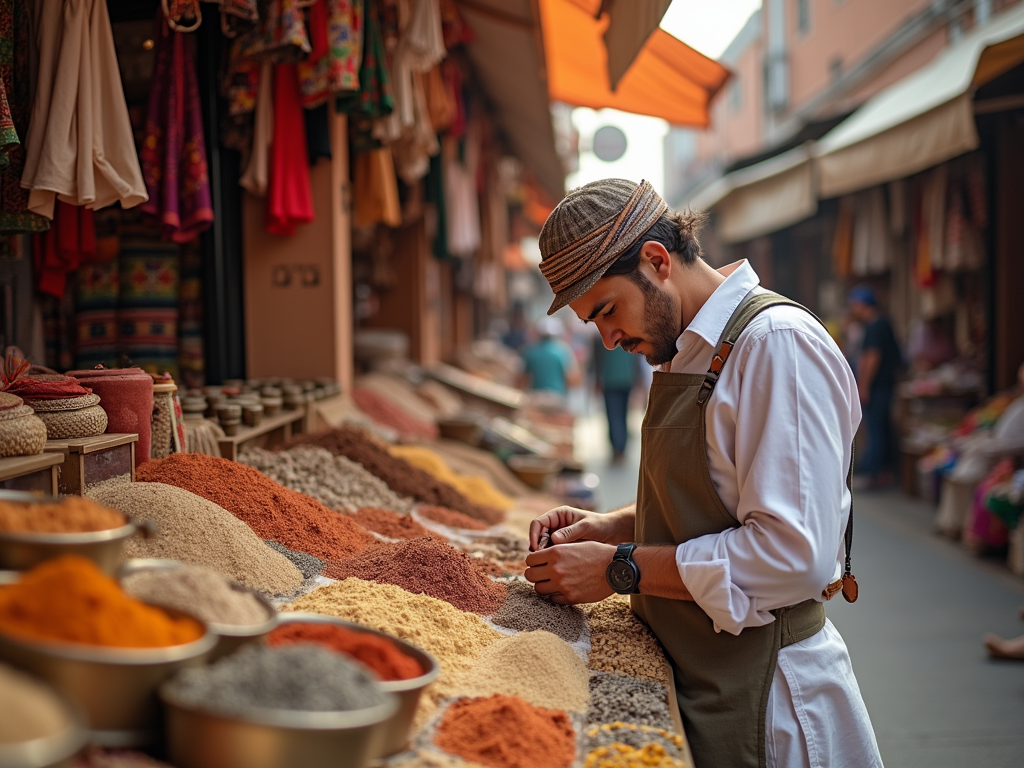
[0,404,35,422]
[0,413,48,457]
[36,405,109,440]
[29,393,102,412]
[0,391,24,412]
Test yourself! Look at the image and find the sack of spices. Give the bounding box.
[67,367,154,463]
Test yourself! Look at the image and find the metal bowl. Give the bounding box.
[507,454,562,491]
[160,672,398,768]
[0,613,216,747]
[437,417,482,446]
[118,559,278,661]
[273,612,439,757]
[0,490,152,575]
[0,672,88,768]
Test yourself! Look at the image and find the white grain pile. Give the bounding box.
[239,445,414,513]
[87,478,303,596]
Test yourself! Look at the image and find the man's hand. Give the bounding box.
[528,505,634,551]
[524,541,616,605]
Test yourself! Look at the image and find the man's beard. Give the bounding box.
[619,274,680,366]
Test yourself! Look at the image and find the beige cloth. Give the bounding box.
[21,0,147,219]
[240,63,274,197]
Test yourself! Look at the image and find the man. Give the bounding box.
[524,179,882,768]
[592,336,640,463]
[848,286,901,488]
[519,316,581,397]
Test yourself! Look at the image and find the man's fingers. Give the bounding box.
[552,522,588,544]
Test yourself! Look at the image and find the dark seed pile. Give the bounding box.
[585,671,673,730]
[490,580,585,643]
[265,541,325,580]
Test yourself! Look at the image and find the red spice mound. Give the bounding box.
[267,622,424,681]
[284,427,501,523]
[136,454,378,561]
[352,507,445,542]
[470,557,518,579]
[418,504,488,531]
[325,537,507,614]
[352,388,438,440]
[434,695,575,768]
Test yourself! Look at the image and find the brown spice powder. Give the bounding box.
[351,507,444,541]
[418,505,489,531]
[282,427,501,523]
[0,498,124,534]
[324,537,507,614]
[137,454,378,562]
[434,695,576,768]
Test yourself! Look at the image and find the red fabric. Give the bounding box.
[266,64,314,236]
[4,374,92,400]
[308,0,329,61]
[33,203,96,298]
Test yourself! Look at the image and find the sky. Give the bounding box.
[566,0,761,195]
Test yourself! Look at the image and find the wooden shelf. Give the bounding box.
[0,452,64,495]
[217,408,306,461]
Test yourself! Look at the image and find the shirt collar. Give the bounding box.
[675,260,760,352]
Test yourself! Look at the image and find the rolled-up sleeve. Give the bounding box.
[675,327,859,635]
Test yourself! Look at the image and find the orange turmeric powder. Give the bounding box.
[0,497,125,534]
[0,555,203,648]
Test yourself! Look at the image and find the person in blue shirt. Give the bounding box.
[592,335,641,463]
[520,317,581,397]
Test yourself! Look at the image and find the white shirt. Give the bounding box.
[667,260,882,768]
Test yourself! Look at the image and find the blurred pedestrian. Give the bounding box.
[848,286,901,488]
[592,336,639,463]
[519,317,581,397]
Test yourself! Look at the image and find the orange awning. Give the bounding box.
[539,0,730,127]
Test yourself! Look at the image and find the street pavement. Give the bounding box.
[575,407,1024,768]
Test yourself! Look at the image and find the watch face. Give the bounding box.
[607,560,637,593]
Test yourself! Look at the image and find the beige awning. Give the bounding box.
[457,0,566,201]
[691,145,816,244]
[816,3,1024,198]
[601,0,673,91]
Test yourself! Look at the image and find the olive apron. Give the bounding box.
[632,289,839,768]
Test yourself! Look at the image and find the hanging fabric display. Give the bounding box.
[443,133,481,258]
[305,104,333,165]
[266,64,315,236]
[234,0,311,63]
[337,0,394,126]
[140,19,215,244]
[0,80,16,167]
[33,203,96,299]
[117,238,181,376]
[353,147,401,228]
[298,0,365,107]
[0,0,48,233]
[220,0,260,37]
[21,0,148,219]
[831,196,853,280]
[240,62,275,196]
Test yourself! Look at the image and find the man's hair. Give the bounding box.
[603,209,708,281]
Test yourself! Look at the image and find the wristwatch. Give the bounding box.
[606,543,641,594]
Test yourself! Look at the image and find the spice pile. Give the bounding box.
[121,565,271,627]
[268,621,423,681]
[325,538,507,614]
[265,541,325,580]
[0,497,124,533]
[165,645,388,714]
[418,504,490,531]
[240,445,414,514]
[389,445,512,512]
[353,388,438,440]
[585,672,673,731]
[490,580,585,643]
[584,597,672,686]
[452,631,591,713]
[136,453,378,561]
[434,695,576,768]
[0,556,202,647]
[0,662,71,744]
[583,723,687,767]
[283,427,501,524]
[352,506,443,541]
[285,579,501,686]
[88,479,303,596]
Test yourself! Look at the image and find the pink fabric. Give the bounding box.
[67,367,154,463]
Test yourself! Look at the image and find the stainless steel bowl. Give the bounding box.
[0,614,216,747]
[118,559,278,660]
[507,454,562,491]
[0,672,88,768]
[0,490,152,575]
[273,612,439,757]
[160,675,398,768]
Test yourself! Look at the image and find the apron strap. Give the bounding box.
[697,287,859,604]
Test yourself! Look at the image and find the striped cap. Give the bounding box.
[539,179,667,315]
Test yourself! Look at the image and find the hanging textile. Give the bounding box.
[236,0,311,63]
[0,0,48,233]
[177,242,204,389]
[118,238,180,376]
[305,104,333,165]
[140,20,215,244]
[266,64,315,236]
[923,164,947,270]
[424,64,454,131]
[831,196,854,280]
[442,135,480,258]
[21,0,148,219]
[352,147,401,228]
[240,63,274,196]
[0,80,16,167]
[336,0,393,119]
[851,188,890,276]
[913,185,935,288]
[34,203,96,299]
[220,0,260,37]
[298,0,365,107]
[74,262,120,369]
